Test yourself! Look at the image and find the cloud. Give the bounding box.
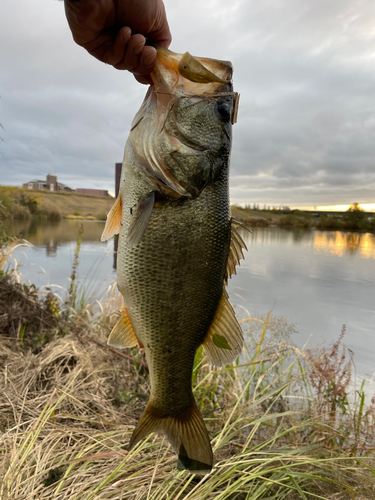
[1,0,375,207]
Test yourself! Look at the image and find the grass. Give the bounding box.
[0,185,113,221]
[0,239,375,499]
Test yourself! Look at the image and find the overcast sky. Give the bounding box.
[1,0,375,209]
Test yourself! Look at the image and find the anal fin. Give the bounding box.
[101,193,122,242]
[126,191,155,248]
[202,289,243,367]
[108,307,141,349]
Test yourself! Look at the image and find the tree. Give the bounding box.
[344,203,366,229]
[348,203,363,212]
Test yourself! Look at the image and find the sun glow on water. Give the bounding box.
[313,232,375,259]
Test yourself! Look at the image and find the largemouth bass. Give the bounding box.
[101,47,246,474]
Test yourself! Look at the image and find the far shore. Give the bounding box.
[1,186,374,231]
[231,206,375,231]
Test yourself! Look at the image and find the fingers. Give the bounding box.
[110,26,132,67]
[112,32,157,75]
[134,74,153,85]
[96,27,157,81]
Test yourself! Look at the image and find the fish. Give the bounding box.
[101,46,246,474]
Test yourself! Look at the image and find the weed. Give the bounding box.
[66,223,84,313]
[306,325,352,424]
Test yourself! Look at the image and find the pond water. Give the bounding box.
[2,218,375,387]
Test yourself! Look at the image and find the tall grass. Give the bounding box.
[1,317,374,498]
[0,240,374,499]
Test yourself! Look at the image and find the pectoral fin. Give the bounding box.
[108,307,141,349]
[225,218,248,281]
[101,193,122,242]
[202,289,243,367]
[126,191,155,248]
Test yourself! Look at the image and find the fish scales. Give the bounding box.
[119,162,231,407]
[101,47,246,474]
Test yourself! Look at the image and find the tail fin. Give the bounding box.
[129,399,213,474]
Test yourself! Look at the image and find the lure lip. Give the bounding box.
[149,45,233,96]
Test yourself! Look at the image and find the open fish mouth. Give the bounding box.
[150,46,239,124]
[129,47,240,200]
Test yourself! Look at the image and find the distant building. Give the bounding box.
[23,174,110,196]
[23,174,73,192]
[75,188,110,197]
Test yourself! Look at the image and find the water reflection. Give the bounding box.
[1,219,374,381]
[0,218,116,302]
[243,227,316,248]
[240,227,375,259]
[313,231,375,259]
[1,219,106,257]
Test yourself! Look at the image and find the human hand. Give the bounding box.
[63,0,172,83]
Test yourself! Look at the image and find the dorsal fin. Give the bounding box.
[126,191,155,248]
[225,218,248,281]
[101,193,122,242]
[107,307,141,349]
[202,289,243,367]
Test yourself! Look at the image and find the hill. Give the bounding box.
[0,186,114,220]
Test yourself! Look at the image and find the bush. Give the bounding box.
[95,211,108,221]
[315,216,344,230]
[293,210,314,219]
[10,204,32,220]
[35,208,61,221]
[0,191,13,218]
[357,218,374,231]
[277,214,312,228]
[16,192,39,215]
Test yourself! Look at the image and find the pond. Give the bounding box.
[2,218,375,388]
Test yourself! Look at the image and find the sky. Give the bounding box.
[1,0,375,210]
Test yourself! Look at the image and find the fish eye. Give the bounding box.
[215,102,232,122]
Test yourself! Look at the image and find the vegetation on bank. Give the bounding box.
[0,185,113,221]
[2,185,374,234]
[232,203,375,231]
[1,237,375,499]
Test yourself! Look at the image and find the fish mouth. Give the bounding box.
[150,46,233,95]
[129,47,237,199]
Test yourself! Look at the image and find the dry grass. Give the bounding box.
[0,240,375,499]
[27,191,114,219]
[0,185,114,220]
[1,323,374,499]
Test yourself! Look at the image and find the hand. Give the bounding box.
[63,0,172,83]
